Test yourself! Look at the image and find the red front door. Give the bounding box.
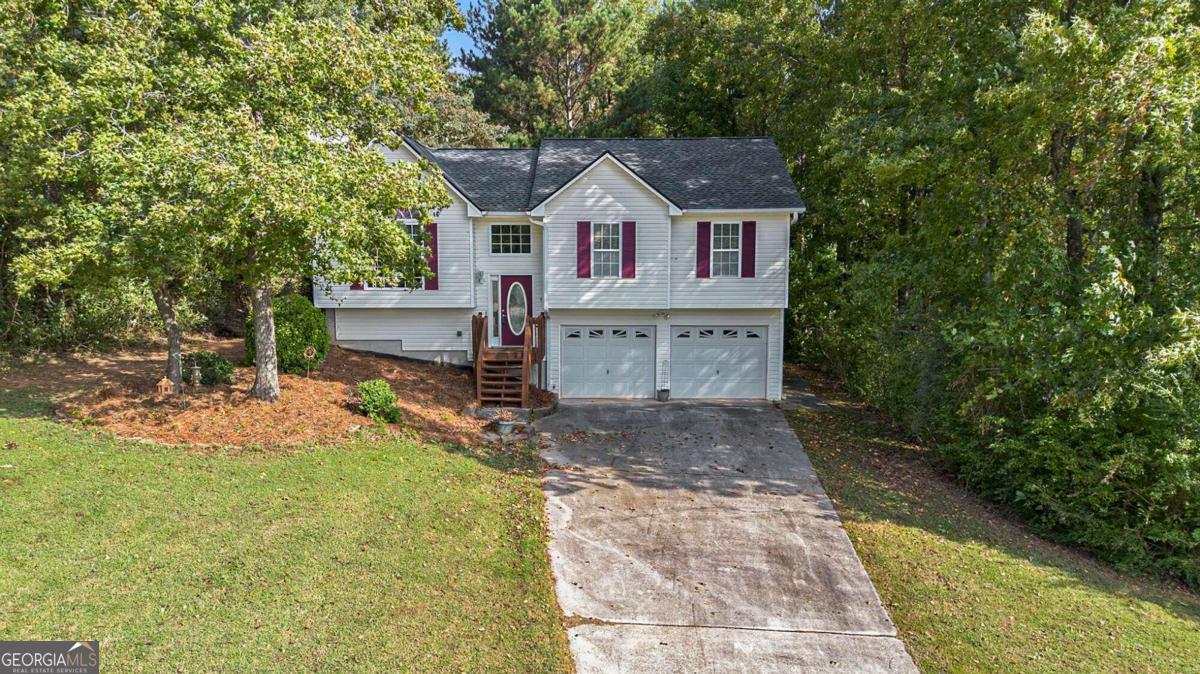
[500,275,533,346]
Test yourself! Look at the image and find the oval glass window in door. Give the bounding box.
[506,282,528,336]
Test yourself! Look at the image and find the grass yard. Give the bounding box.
[0,391,571,671]
[785,368,1200,673]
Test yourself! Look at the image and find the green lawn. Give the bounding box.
[784,375,1200,673]
[0,391,571,672]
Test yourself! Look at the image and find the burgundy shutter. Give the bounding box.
[576,221,591,278]
[621,221,636,278]
[696,221,711,278]
[741,220,756,278]
[423,222,439,290]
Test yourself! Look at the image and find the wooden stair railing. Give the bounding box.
[472,311,548,408]
[531,313,547,389]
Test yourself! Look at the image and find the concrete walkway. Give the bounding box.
[534,401,917,673]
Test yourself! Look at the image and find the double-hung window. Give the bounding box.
[491,224,531,254]
[371,220,424,289]
[591,222,621,278]
[711,222,740,277]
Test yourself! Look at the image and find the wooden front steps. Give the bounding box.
[471,313,547,408]
[477,347,524,404]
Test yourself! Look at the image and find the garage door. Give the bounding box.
[671,326,767,399]
[560,326,656,398]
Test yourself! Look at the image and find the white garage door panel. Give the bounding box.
[671,326,767,399]
[561,326,656,398]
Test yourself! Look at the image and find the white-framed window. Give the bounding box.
[366,220,424,289]
[591,222,621,278]
[490,276,501,338]
[711,222,740,277]
[491,224,531,254]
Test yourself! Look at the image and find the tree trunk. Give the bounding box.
[250,283,280,402]
[896,187,911,311]
[214,278,251,337]
[1051,124,1084,301]
[1136,161,1165,304]
[151,283,183,393]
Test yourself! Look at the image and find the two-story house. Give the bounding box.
[313,136,804,401]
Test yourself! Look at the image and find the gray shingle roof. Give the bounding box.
[408,136,802,212]
[529,138,802,210]
[407,142,536,211]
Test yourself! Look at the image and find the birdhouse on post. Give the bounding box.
[157,377,176,396]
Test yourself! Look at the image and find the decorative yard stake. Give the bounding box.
[191,364,203,388]
[156,377,175,396]
[303,345,317,378]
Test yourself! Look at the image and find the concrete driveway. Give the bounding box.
[535,401,916,673]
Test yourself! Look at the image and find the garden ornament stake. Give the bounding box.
[303,346,317,377]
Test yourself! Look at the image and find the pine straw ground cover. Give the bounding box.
[785,365,1200,673]
[0,339,490,448]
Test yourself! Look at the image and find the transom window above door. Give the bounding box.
[712,222,741,277]
[491,224,531,254]
[591,222,621,278]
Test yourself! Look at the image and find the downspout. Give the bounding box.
[467,214,477,310]
[666,212,673,309]
[530,216,548,312]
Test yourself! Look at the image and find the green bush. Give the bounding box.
[182,351,235,385]
[791,244,1200,589]
[0,280,191,354]
[245,294,330,374]
[356,379,401,423]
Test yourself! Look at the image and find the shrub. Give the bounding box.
[182,351,235,385]
[244,294,331,374]
[357,379,401,423]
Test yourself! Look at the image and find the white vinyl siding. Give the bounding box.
[333,308,471,351]
[543,158,669,309]
[472,216,543,323]
[670,212,789,309]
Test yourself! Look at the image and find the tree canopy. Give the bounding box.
[641,0,1200,586]
[2,0,465,397]
[462,0,653,143]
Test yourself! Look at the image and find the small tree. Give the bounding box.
[180,4,456,401]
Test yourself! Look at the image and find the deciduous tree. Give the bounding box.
[2,0,460,399]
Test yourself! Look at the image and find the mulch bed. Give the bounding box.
[3,339,497,448]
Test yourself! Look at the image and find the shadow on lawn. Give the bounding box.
[784,369,1200,627]
[0,390,55,420]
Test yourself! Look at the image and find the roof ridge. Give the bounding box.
[428,146,535,152]
[524,139,546,209]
